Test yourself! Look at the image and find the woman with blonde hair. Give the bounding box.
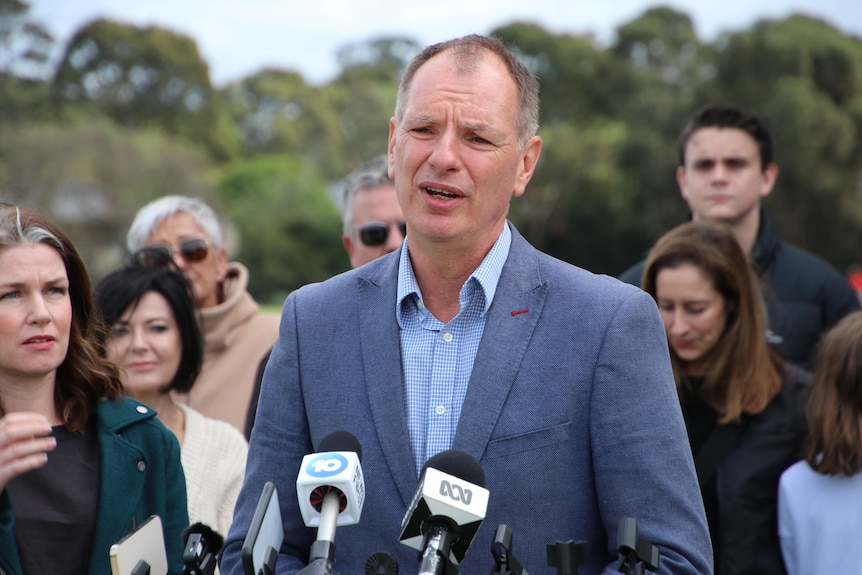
[642,220,808,575]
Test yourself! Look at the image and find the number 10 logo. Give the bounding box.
[306,453,348,477]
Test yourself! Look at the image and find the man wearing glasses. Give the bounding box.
[126,195,280,434]
[342,154,406,268]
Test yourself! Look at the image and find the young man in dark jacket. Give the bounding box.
[620,104,859,367]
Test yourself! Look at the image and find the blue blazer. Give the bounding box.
[221,225,712,575]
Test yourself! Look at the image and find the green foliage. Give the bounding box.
[511,120,678,273]
[0,0,54,123]
[0,118,216,278]
[215,155,346,303]
[696,14,862,272]
[494,22,611,124]
[224,69,345,176]
[52,18,237,161]
[2,6,862,295]
[327,36,411,174]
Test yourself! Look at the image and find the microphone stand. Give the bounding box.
[417,521,460,575]
[546,539,590,575]
[616,517,659,575]
[298,491,341,575]
[489,525,528,575]
[297,540,338,575]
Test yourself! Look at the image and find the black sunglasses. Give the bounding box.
[133,238,211,267]
[357,221,407,247]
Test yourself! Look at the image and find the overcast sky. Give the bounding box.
[30,0,862,87]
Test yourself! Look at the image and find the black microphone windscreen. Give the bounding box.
[422,449,486,488]
[182,522,224,553]
[317,430,363,461]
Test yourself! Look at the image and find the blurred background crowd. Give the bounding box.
[2,0,862,307]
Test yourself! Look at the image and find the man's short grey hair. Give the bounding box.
[341,154,394,234]
[127,195,224,252]
[393,34,540,149]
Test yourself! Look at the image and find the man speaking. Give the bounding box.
[220,34,712,574]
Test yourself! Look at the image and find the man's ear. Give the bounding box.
[676,165,689,201]
[513,136,542,198]
[760,163,778,199]
[343,234,355,258]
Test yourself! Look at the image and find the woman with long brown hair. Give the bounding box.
[642,220,808,575]
[0,204,188,575]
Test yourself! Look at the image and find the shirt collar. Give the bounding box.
[396,223,511,326]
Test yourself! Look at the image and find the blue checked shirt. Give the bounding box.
[396,224,512,474]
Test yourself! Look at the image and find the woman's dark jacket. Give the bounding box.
[683,364,809,575]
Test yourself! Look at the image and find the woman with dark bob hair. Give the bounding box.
[95,263,247,539]
[0,204,188,575]
[779,311,862,574]
[642,220,809,575]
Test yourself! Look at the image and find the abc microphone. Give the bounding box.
[295,431,365,575]
[399,450,489,575]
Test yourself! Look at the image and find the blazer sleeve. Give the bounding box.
[219,292,313,575]
[588,288,713,575]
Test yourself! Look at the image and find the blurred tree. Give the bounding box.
[598,7,718,258]
[52,18,237,161]
[215,154,345,303]
[509,119,678,274]
[493,22,610,125]
[494,15,695,273]
[223,68,345,177]
[334,36,418,82]
[0,118,216,278]
[327,36,417,173]
[0,0,54,122]
[700,14,862,272]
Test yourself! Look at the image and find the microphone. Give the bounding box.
[295,431,365,574]
[399,450,489,575]
[182,522,223,575]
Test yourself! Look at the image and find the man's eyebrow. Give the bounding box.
[405,114,435,124]
[462,121,493,133]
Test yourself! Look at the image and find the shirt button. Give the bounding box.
[442,332,453,342]
[435,405,446,416]
[136,405,148,414]
[137,461,146,472]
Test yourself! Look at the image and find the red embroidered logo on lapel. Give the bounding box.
[510,309,529,316]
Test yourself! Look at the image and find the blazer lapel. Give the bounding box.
[454,227,547,462]
[358,250,419,507]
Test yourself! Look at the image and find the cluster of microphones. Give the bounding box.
[240,430,661,575]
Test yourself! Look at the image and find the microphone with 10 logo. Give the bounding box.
[295,431,365,575]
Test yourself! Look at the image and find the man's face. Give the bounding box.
[387,50,541,253]
[677,127,777,226]
[343,184,405,268]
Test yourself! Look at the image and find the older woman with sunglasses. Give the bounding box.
[126,196,279,435]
